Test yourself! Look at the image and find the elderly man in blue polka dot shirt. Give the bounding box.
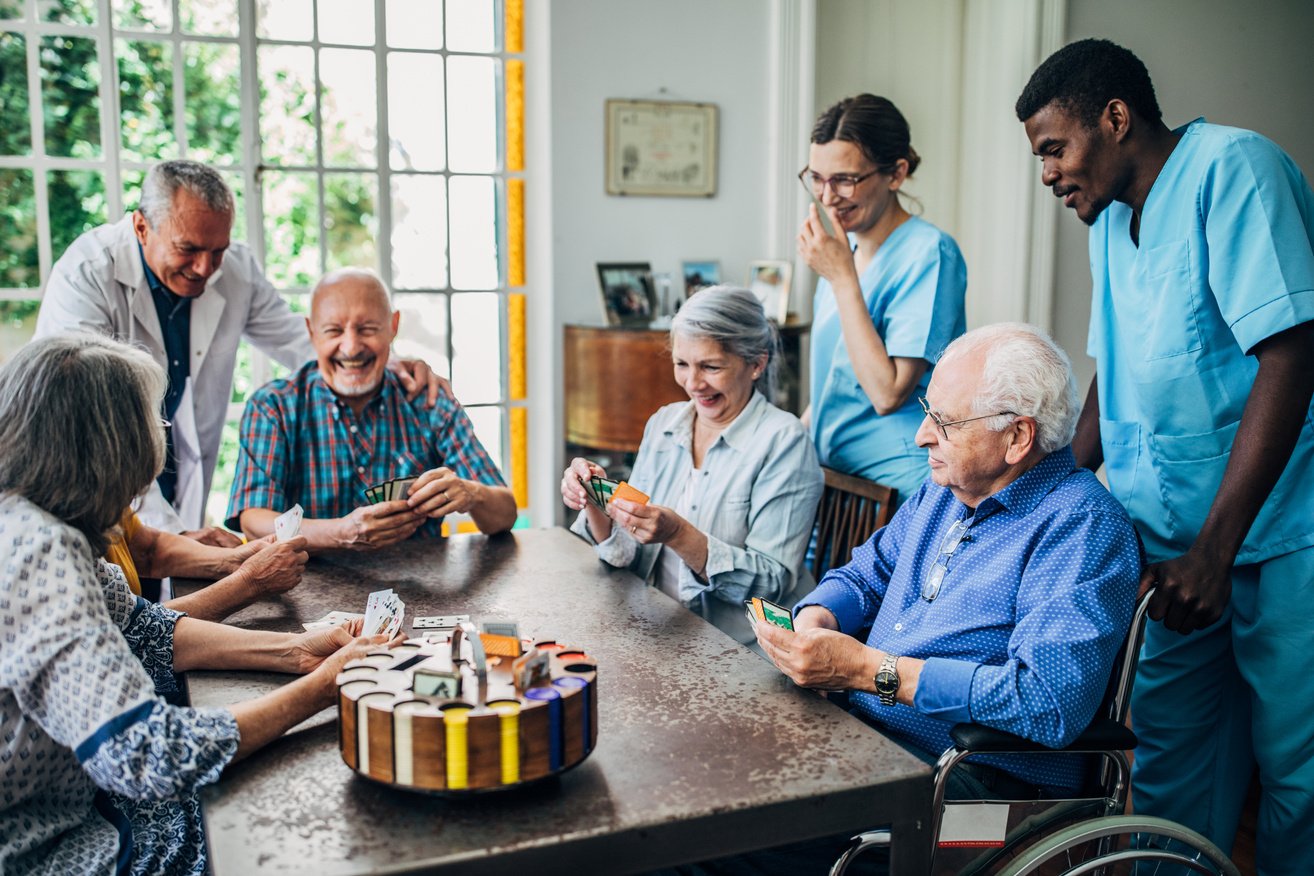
[755,322,1141,801]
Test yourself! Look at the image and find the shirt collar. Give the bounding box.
[975,445,1076,517]
[661,390,766,452]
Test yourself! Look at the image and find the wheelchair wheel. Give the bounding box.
[996,814,1240,876]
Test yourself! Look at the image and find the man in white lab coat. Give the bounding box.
[36,160,444,543]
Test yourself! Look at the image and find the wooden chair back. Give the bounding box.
[810,467,896,579]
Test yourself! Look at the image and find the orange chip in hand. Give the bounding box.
[612,481,649,505]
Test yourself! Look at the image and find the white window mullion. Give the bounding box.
[374,0,392,291]
[95,0,123,220]
[171,0,189,156]
[22,10,51,286]
[238,0,271,392]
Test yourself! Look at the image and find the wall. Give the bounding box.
[1052,0,1314,386]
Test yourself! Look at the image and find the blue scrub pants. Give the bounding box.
[1130,544,1314,875]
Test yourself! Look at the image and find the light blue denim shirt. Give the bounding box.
[571,391,823,643]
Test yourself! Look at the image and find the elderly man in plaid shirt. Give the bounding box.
[226,268,517,550]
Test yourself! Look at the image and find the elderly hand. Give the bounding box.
[560,457,607,511]
[303,629,403,705]
[408,467,480,518]
[754,619,872,691]
[797,203,857,284]
[182,525,244,548]
[606,498,684,546]
[340,501,425,550]
[388,357,453,408]
[236,534,308,596]
[1143,547,1232,634]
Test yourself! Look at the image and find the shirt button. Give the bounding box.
[172,360,179,366]
[357,466,366,474]
[894,622,904,631]
[349,425,357,433]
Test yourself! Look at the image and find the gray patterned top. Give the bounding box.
[0,494,239,874]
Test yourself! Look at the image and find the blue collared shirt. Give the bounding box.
[226,363,506,535]
[796,447,1140,794]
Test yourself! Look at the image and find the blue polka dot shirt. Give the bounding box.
[795,446,1140,794]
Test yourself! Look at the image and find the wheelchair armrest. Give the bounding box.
[949,719,1138,754]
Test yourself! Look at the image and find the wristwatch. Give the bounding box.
[875,653,900,706]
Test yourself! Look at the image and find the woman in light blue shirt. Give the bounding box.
[800,95,967,505]
[563,287,823,644]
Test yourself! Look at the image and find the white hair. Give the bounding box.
[938,322,1079,454]
[139,160,234,228]
[671,285,780,401]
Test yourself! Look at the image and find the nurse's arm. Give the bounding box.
[829,271,928,414]
[1148,320,1314,633]
[1072,374,1103,471]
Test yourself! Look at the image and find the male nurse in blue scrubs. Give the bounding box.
[1016,39,1314,874]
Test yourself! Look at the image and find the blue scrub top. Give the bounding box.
[1089,119,1314,564]
[809,216,967,500]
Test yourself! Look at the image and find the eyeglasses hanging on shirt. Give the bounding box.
[922,513,978,601]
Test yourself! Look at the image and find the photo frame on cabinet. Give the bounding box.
[746,260,793,323]
[596,262,655,326]
[681,260,721,299]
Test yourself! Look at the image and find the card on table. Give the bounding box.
[413,614,471,630]
[274,503,303,541]
[302,610,364,631]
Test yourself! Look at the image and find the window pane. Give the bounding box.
[181,0,238,37]
[445,0,494,53]
[257,0,312,41]
[0,302,41,362]
[184,41,241,164]
[448,175,497,289]
[117,39,177,163]
[464,404,505,478]
[222,170,247,243]
[450,292,502,404]
[262,170,320,287]
[121,169,144,210]
[323,172,378,273]
[41,0,96,25]
[112,0,171,31]
[320,47,377,167]
[388,53,444,171]
[0,169,38,288]
[386,0,442,50]
[41,36,101,158]
[48,170,106,262]
[391,174,447,289]
[318,0,374,46]
[258,45,316,166]
[393,291,449,378]
[0,33,30,155]
[446,55,496,173]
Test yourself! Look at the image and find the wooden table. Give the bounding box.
[183,528,932,874]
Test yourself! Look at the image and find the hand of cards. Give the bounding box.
[745,596,795,631]
[362,588,406,637]
[581,475,649,510]
[362,477,417,505]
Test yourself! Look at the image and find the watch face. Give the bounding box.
[875,669,898,696]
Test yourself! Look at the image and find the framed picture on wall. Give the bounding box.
[596,262,655,326]
[681,260,721,299]
[605,99,718,197]
[746,260,793,324]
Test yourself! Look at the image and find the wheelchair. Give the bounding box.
[830,591,1240,875]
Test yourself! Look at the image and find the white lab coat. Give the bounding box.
[35,215,312,531]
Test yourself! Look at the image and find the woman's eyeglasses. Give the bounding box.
[797,167,880,200]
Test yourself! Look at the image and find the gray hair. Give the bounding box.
[0,333,166,554]
[939,322,1079,454]
[139,160,235,228]
[671,284,780,401]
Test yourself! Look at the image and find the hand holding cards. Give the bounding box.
[362,477,417,505]
[582,475,649,510]
[746,596,795,631]
[363,588,406,637]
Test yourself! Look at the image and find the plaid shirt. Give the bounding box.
[225,362,506,537]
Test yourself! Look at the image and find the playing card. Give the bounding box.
[612,481,649,505]
[480,619,520,638]
[303,610,364,631]
[757,597,795,631]
[413,614,471,630]
[274,503,303,541]
[363,589,392,635]
[393,477,417,502]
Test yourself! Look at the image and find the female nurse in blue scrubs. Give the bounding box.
[799,94,967,506]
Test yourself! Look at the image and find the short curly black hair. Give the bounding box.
[1015,38,1162,128]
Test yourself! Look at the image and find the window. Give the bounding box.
[0,0,528,530]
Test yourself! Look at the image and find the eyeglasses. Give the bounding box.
[918,396,1017,441]
[922,517,973,601]
[798,166,881,200]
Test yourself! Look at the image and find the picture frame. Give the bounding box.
[746,260,793,324]
[596,262,655,326]
[681,260,721,299]
[605,99,718,197]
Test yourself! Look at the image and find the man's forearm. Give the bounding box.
[468,483,518,534]
[1192,322,1314,562]
[165,570,260,623]
[132,526,238,580]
